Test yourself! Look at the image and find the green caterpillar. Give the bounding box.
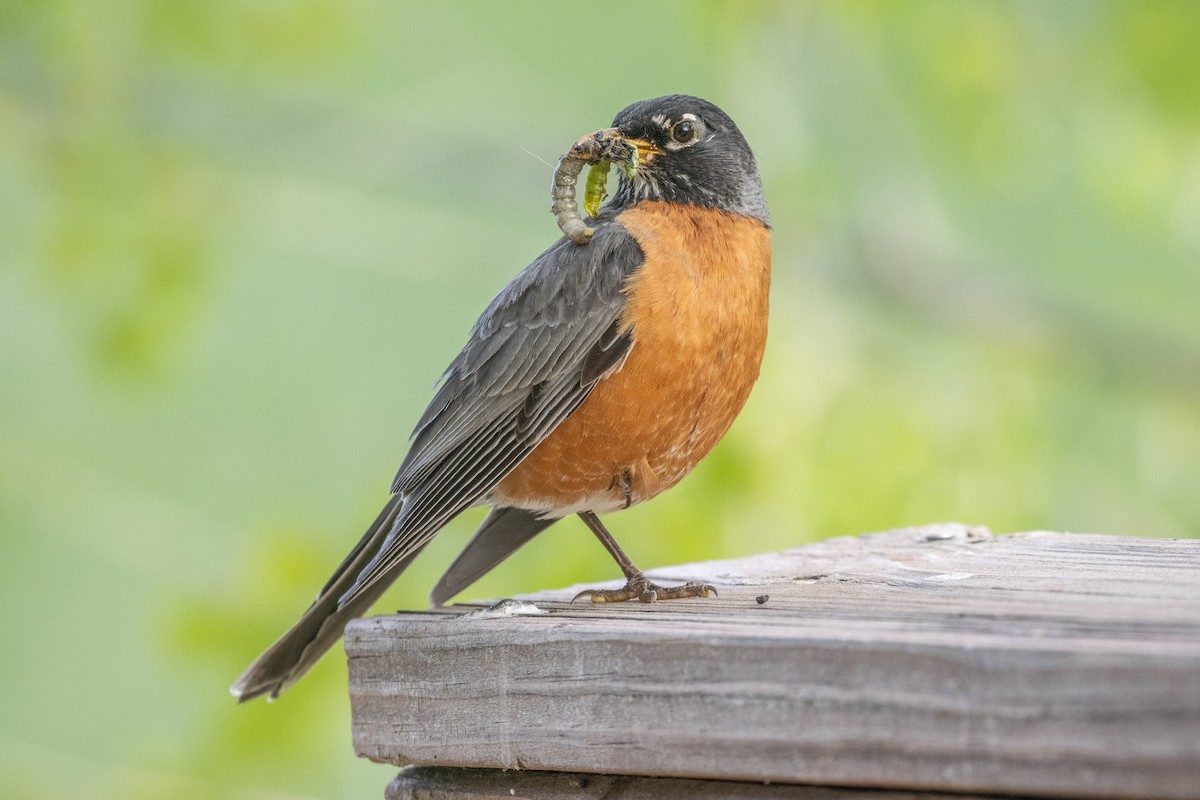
[583,161,612,219]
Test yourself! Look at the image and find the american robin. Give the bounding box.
[232,95,771,701]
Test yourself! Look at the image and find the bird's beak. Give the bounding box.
[595,128,659,166]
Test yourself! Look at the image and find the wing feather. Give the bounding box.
[346,374,596,604]
[393,225,641,491]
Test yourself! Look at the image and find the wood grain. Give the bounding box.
[385,766,1000,799]
[347,524,1200,799]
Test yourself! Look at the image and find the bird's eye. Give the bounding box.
[670,119,698,145]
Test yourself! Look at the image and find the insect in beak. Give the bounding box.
[553,128,649,244]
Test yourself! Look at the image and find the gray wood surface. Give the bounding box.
[347,524,1200,800]
[385,766,1000,799]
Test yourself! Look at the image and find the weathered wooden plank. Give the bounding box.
[347,524,1200,800]
[386,766,1001,799]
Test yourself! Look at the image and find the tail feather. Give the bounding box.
[231,495,422,702]
[429,507,558,607]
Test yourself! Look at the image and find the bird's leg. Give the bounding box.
[571,511,718,604]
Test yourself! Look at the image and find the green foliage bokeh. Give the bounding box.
[2,1,1198,798]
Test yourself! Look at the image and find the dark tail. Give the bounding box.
[429,507,558,607]
[231,495,423,702]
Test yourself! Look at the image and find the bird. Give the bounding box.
[232,94,771,702]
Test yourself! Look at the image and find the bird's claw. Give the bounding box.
[654,581,719,601]
[571,576,718,604]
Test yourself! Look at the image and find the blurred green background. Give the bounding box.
[2,1,1198,797]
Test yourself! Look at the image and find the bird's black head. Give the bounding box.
[609,95,769,226]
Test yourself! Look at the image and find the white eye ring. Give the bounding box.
[665,113,703,150]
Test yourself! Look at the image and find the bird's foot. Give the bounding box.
[572,574,718,604]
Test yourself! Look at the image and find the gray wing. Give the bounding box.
[425,318,636,607]
[337,220,643,607]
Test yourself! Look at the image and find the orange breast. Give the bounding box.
[492,201,772,514]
